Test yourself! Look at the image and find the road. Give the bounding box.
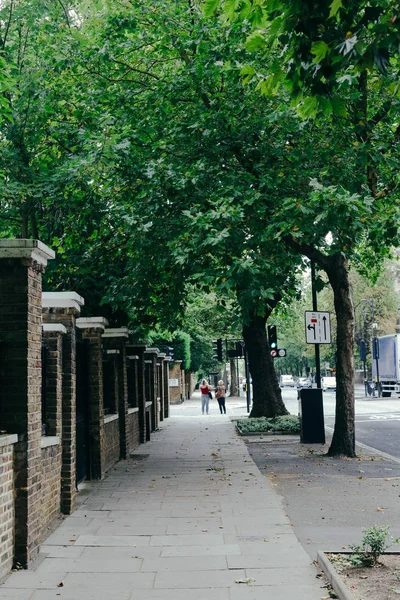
[281,387,400,460]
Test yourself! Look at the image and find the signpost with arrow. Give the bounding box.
[305,311,331,344]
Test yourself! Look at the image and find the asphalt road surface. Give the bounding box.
[281,387,400,460]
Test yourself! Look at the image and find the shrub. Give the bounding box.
[349,525,400,567]
[236,415,300,435]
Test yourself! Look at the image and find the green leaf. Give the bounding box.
[310,40,330,63]
[223,0,240,21]
[330,96,347,117]
[328,0,342,18]
[203,0,219,17]
[245,32,265,52]
[239,65,256,84]
[297,96,318,118]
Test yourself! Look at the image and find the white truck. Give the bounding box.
[371,334,400,397]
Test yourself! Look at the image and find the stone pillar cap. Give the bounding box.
[42,291,85,312]
[76,317,109,331]
[158,353,166,358]
[0,239,55,266]
[126,342,147,348]
[127,355,139,360]
[145,347,160,354]
[102,328,129,339]
[42,323,67,335]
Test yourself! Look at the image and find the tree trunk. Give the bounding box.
[243,313,288,418]
[229,358,239,396]
[326,256,356,457]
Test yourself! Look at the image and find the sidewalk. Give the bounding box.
[1,412,326,599]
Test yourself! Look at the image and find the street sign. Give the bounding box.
[305,311,331,344]
[278,349,286,357]
[270,349,278,358]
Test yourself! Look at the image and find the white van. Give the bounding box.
[280,374,295,388]
[322,376,336,391]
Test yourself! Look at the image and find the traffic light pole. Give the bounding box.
[311,260,321,388]
[244,345,251,413]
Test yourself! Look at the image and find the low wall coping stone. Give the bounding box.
[104,414,119,424]
[76,316,109,330]
[128,407,139,415]
[42,291,85,311]
[40,436,61,448]
[102,328,129,338]
[0,434,18,448]
[0,239,55,266]
[42,323,67,334]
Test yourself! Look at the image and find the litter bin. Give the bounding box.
[298,388,325,444]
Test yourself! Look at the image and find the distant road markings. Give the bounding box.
[356,414,400,421]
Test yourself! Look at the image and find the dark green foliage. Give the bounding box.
[236,415,300,435]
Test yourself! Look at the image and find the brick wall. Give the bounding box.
[126,410,140,454]
[0,257,45,566]
[169,361,183,404]
[40,442,62,539]
[0,439,16,580]
[42,304,80,515]
[104,418,120,473]
[80,326,105,479]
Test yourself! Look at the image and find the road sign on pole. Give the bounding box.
[305,311,331,344]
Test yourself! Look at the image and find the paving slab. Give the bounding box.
[1,411,323,599]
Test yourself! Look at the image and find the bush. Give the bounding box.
[236,415,300,435]
[349,526,400,567]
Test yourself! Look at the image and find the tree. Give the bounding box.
[206,0,400,456]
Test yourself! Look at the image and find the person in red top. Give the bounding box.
[200,379,212,415]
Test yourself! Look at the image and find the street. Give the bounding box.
[281,387,400,460]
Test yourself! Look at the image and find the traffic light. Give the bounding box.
[359,340,366,362]
[268,325,277,349]
[217,338,223,362]
[212,339,223,362]
[372,337,379,360]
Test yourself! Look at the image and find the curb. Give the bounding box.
[317,551,355,600]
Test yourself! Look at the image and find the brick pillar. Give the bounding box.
[144,348,159,431]
[0,239,55,567]
[157,353,166,422]
[102,328,129,459]
[42,325,66,438]
[76,317,108,480]
[42,292,84,514]
[127,344,147,443]
[169,360,183,404]
[163,357,171,418]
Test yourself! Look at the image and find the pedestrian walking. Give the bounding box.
[215,380,226,414]
[200,379,212,415]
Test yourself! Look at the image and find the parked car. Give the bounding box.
[280,374,295,387]
[297,377,312,389]
[322,376,336,391]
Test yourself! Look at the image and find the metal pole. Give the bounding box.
[311,260,321,388]
[244,345,251,413]
[371,300,381,398]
